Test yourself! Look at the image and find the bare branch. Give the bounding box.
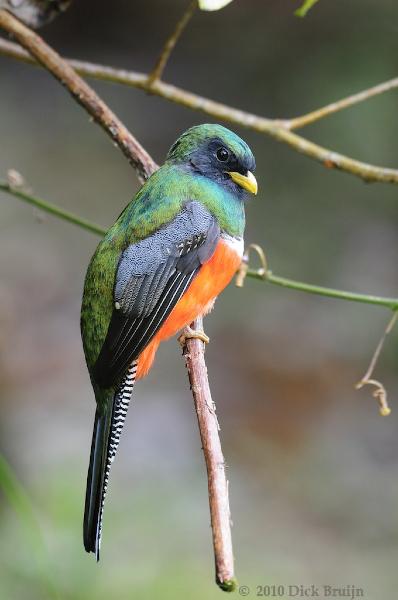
[1,37,398,184]
[286,77,398,130]
[0,176,105,236]
[147,0,197,87]
[264,127,398,184]
[251,270,398,311]
[0,11,157,183]
[355,311,398,416]
[181,317,236,592]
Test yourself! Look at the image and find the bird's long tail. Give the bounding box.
[83,361,137,560]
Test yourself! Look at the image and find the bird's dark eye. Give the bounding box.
[216,147,229,162]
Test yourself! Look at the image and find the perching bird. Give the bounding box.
[81,124,257,559]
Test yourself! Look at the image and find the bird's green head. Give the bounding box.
[166,124,257,197]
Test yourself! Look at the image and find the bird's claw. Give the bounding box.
[178,325,210,347]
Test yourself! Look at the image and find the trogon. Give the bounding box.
[81,123,257,558]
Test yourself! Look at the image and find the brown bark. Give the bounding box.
[182,317,236,591]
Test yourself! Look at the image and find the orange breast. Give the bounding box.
[136,238,242,379]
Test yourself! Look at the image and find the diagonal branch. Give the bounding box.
[147,0,197,87]
[0,178,105,236]
[1,37,398,185]
[0,12,157,183]
[285,76,398,130]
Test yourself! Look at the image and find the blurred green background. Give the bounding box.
[1,1,398,598]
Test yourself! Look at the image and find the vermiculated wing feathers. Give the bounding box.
[92,202,220,388]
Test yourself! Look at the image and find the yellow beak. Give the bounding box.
[228,170,258,195]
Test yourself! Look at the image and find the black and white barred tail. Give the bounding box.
[83,361,137,560]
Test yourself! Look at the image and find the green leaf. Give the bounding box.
[198,0,234,11]
[295,0,320,17]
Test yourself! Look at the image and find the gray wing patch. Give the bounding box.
[114,201,216,317]
[92,202,220,388]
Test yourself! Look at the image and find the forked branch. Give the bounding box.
[1,36,398,184]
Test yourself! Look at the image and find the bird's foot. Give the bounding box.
[178,325,210,347]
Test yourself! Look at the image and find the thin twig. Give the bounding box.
[181,317,236,592]
[0,12,157,183]
[0,179,105,236]
[1,37,398,184]
[236,243,267,287]
[285,77,398,130]
[249,269,398,311]
[355,311,398,416]
[236,244,398,311]
[2,179,398,311]
[147,0,197,87]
